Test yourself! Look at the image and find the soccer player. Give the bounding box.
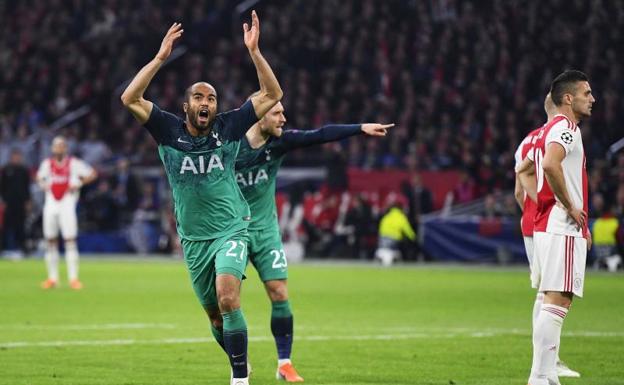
[37,136,97,289]
[120,12,282,385]
[514,93,580,378]
[235,99,393,382]
[518,70,594,385]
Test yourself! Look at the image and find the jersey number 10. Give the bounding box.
[534,149,545,193]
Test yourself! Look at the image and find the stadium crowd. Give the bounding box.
[0,0,623,258]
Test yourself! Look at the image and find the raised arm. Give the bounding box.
[277,123,394,152]
[120,23,184,124]
[244,11,283,118]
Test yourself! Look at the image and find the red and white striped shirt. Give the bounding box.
[514,127,541,237]
[528,115,588,237]
[37,156,93,203]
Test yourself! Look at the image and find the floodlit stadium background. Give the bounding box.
[2,0,622,261]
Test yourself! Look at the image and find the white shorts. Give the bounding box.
[523,236,534,268]
[532,232,587,297]
[43,199,78,240]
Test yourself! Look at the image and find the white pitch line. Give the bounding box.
[1,323,177,331]
[1,330,623,349]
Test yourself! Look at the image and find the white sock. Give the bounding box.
[45,245,59,282]
[65,241,80,281]
[532,292,544,330]
[278,358,291,367]
[529,304,568,384]
[532,293,563,364]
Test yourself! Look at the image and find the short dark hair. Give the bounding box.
[184,85,193,102]
[550,70,589,106]
[184,82,217,102]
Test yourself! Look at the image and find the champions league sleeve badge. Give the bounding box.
[560,131,573,145]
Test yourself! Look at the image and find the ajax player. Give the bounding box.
[37,136,97,289]
[514,93,580,378]
[518,70,594,385]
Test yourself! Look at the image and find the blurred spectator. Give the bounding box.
[79,126,112,167]
[324,142,349,194]
[128,181,160,254]
[279,185,306,262]
[453,169,477,204]
[482,193,501,219]
[591,206,621,272]
[343,193,377,259]
[375,195,416,266]
[303,193,340,257]
[500,194,520,217]
[614,184,624,218]
[86,179,119,231]
[160,200,182,258]
[109,157,142,222]
[401,173,433,228]
[0,149,31,257]
[591,192,606,218]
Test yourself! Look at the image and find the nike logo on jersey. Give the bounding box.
[177,137,191,144]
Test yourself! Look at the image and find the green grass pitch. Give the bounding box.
[1,258,623,385]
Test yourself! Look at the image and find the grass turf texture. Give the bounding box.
[0,258,623,385]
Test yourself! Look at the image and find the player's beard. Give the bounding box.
[188,108,213,132]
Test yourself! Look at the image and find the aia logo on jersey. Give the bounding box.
[236,168,269,187]
[561,131,573,144]
[179,155,224,174]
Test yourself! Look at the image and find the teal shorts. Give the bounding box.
[248,227,288,282]
[181,229,249,308]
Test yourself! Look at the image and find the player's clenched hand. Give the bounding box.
[361,123,394,137]
[156,23,183,62]
[585,231,592,251]
[243,10,260,52]
[567,207,587,230]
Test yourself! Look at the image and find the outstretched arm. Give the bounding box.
[244,11,283,118]
[121,23,184,124]
[276,123,394,152]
